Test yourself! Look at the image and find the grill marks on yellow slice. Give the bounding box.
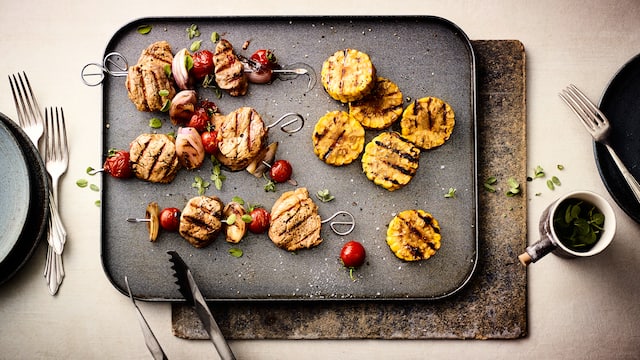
[349,77,404,129]
[386,209,441,261]
[400,97,455,150]
[362,132,420,191]
[321,49,376,103]
[312,111,365,166]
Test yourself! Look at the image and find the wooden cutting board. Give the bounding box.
[171,40,527,340]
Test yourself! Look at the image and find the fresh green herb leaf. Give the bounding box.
[186,24,200,39]
[229,248,243,258]
[546,179,555,190]
[484,176,497,192]
[506,177,521,197]
[160,99,171,112]
[316,189,335,202]
[158,89,170,97]
[90,184,100,192]
[192,175,210,195]
[444,187,456,198]
[86,167,96,175]
[185,54,194,72]
[554,199,605,251]
[149,117,162,129]
[241,214,253,223]
[210,158,226,190]
[94,200,101,207]
[163,64,172,77]
[226,214,237,225]
[136,25,152,35]
[190,40,202,52]
[211,31,220,43]
[557,164,565,170]
[551,176,561,186]
[76,179,88,188]
[534,165,545,179]
[264,179,276,192]
[232,196,245,205]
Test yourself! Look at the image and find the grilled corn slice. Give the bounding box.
[386,209,441,261]
[312,110,365,166]
[349,77,403,129]
[400,97,455,150]
[321,48,376,103]
[361,132,420,191]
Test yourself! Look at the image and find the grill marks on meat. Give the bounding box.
[213,39,248,97]
[129,134,180,183]
[126,41,176,112]
[361,132,420,191]
[179,196,224,248]
[214,107,268,171]
[268,188,323,251]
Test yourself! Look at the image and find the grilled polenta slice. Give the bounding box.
[349,77,403,129]
[386,209,441,261]
[362,132,420,191]
[400,97,455,150]
[321,49,376,103]
[312,111,365,166]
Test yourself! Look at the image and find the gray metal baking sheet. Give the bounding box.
[100,16,477,301]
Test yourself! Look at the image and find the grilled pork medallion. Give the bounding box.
[213,39,248,97]
[268,188,323,251]
[125,41,176,112]
[129,133,181,183]
[179,196,224,248]
[214,107,268,171]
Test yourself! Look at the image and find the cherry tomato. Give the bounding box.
[103,149,132,179]
[250,49,278,70]
[340,241,366,268]
[248,207,270,234]
[159,207,181,232]
[269,159,293,183]
[187,108,210,133]
[191,50,214,81]
[201,130,219,154]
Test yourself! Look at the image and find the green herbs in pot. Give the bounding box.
[553,199,605,252]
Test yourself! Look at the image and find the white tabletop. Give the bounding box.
[1,1,639,359]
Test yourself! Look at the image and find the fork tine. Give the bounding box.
[559,88,594,130]
[567,84,610,126]
[20,72,45,126]
[57,108,68,156]
[8,74,27,127]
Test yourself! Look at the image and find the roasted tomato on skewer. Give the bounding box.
[103,149,132,179]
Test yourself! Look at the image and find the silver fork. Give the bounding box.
[44,107,69,294]
[560,84,640,203]
[8,72,67,294]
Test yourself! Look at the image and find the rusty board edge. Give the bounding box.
[171,39,528,340]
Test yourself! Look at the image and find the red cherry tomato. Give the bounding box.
[250,49,277,70]
[187,108,210,133]
[340,241,366,268]
[269,159,293,183]
[201,130,219,155]
[248,207,270,234]
[191,50,214,81]
[103,149,132,179]
[159,207,181,232]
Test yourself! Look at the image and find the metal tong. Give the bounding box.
[124,276,168,360]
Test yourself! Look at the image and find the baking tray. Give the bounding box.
[100,16,477,301]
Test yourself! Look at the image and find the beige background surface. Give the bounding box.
[0,1,639,359]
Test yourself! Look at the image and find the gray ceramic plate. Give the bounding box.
[101,16,477,301]
[0,112,49,286]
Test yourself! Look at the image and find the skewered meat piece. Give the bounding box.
[179,196,224,248]
[125,41,176,112]
[214,107,268,171]
[268,188,322,251]
[129,133,181,183]
[213,39,248,97]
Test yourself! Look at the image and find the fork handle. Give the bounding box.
[605,143,640,204]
